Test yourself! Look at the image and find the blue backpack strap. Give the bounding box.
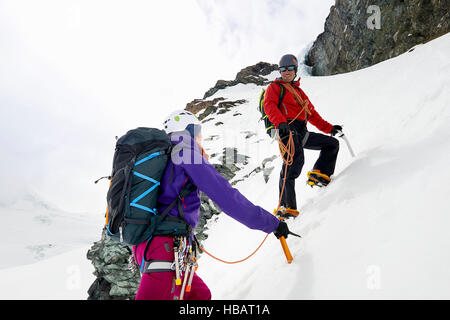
[129,151,164,215]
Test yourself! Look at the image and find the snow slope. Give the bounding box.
[196,33,450,299]
[0,193,104,270]
[1,32,449,299]
[0,246,97,299]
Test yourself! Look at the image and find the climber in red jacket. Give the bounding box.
[263,54,342,217]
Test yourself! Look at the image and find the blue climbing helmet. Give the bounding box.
[279,54,298,72]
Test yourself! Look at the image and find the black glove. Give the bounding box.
[330,125,343,137]
[274,221,290,239]
[277,122,290,139]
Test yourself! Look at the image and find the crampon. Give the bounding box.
[307,169,331,188]
[274,206,300,220]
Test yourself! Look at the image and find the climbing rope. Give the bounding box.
[198,131,296,264]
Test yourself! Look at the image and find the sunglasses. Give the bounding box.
[279,65,296,72]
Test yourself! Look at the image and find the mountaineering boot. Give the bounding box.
[274,206,300,219]
[307,169,331,188]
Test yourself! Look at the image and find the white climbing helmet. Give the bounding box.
[163,110,201,135]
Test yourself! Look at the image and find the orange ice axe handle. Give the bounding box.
[279,236,293,264]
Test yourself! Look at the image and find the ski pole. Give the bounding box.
[337,130,356,157]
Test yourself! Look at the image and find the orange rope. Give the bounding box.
[198,131,295,264]
[281,83,311,122]
[199,234,269,264]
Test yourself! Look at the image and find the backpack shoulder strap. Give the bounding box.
[158,181,196,222]
[276,82,286,109]
[261,81,285,108]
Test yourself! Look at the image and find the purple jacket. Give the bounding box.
[157,132,279,234]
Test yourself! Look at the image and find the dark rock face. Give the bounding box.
[306,0,450,76]
[86,229,141,300]
[202,62,278,99]
[185,61,273,118]
[188,98,247,121]
[185,97,225,115]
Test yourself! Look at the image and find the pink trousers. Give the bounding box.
[132,236,211,300]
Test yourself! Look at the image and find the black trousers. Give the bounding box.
[279,120,339,210]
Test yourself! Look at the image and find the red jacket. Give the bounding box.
[263,78,333,134]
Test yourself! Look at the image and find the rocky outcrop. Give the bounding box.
[306,0,450,76]
[230,155,278,186]
[188,98,247,121]
[202,62,278,99]
[86,229,140,300]
[185,61,274,118]
[195,192,222,242]
[185,97,225,115]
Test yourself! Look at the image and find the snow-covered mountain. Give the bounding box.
[1,31,449,299]
[196,33,450,299]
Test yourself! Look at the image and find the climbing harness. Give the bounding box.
[136,235,199,300]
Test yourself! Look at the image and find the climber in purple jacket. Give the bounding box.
[132,110,291,300]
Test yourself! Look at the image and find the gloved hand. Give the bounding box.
[330,125,343,137]
[277,122,290,139]
[274,221,290,239]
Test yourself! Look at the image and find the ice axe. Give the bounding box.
[279,237,293,264]
[276,214,301,264]
[336,130,356,158]
[279,231,301,264]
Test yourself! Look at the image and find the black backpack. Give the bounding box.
[258,82,286,137]
[105,127,195,246]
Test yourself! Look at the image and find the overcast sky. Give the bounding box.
[0,0,334,212]
[1,0,333,123]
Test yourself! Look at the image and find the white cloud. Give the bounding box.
[195,0,334,66]
[0,0,334,213]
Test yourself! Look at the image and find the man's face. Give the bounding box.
[280,66,296,82]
